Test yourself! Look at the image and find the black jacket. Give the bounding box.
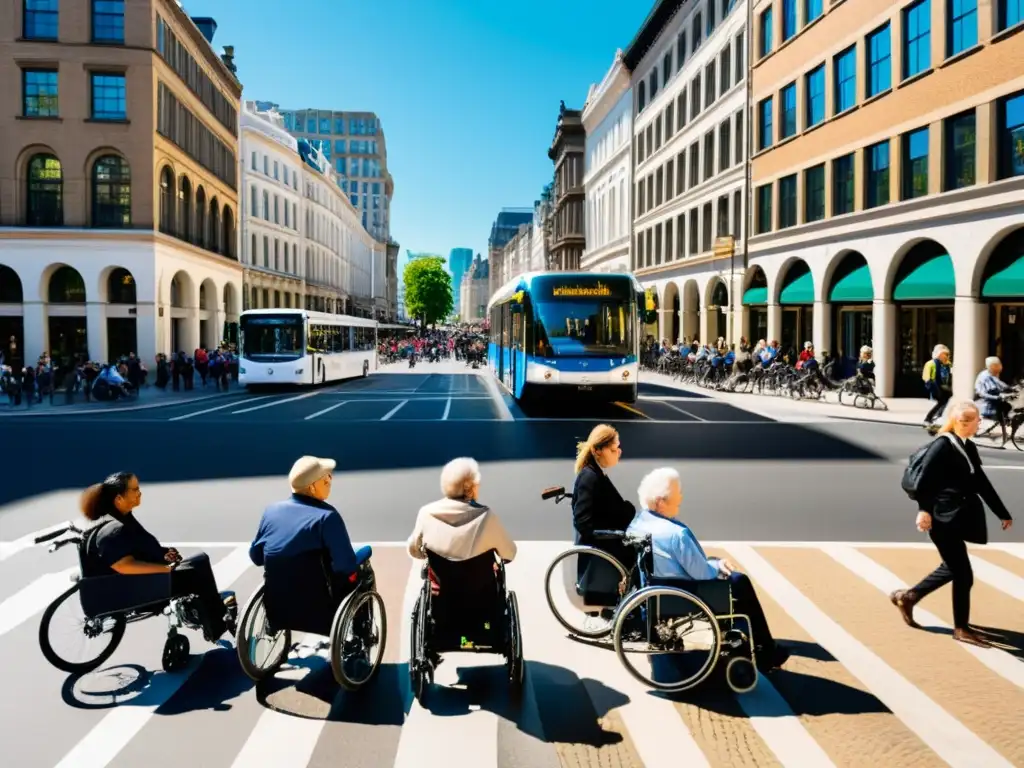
[917,434,1012,544]
[572,460,636,564]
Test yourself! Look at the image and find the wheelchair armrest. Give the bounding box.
[593,529,626,541]
[354,545,372,566]
[541,486,565,500]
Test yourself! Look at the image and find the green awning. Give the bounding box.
[829,263,873,302]
[893,253,954,301]
[982,254,1024,298]
[780,270,813,304]
[743,286,768,305]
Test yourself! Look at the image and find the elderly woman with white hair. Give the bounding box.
[974,356,1012,429]
[626,467,790,671]
[922,343,953,433]
[407,458,517,564]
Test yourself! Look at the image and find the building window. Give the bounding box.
[250,186,257,217]
[902,0,931,79]
[91,155,130,228]
[866,140,890,208]
[735,111,743,162]
[692,12,703,51]
[691,75,701,117]
[156,16,164,53]
[734,31,744,79]
[901,127,930,200]
[760,7,774,56]
[758,97,773,150]
[805,0,822,24]
[780,83,797,139]
[805,64,825,128]
[778,175,797,228]
[998,0,1023,31]
[804,165,825,222]
[832,154,855,215]
[719,121,731,171]
[756,184,773,233]
[90,73,126,120]
[996,90,1024,179]
[26,153,63,227]
[91,0,124,43]
[703,132,714,180]
[23,0,58,40]
[947,0,978,56]
[834,46,856,114]
[866,23,892,97]
[782,0,796,41]
[664,51,673,82]
[944,110,976,190]
[705,62,716,107]
[22,69,58,117]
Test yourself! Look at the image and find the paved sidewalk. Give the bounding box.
[0,381,242,417]
[641,369,930,426]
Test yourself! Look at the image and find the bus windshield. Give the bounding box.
[241,314,305,361]
[530,277,633,358]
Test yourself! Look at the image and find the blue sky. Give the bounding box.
[194,0,650,268]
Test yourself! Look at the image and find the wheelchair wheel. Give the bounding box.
[236,585,291,682]
[505,591,524,696]
[409,593,431,702]
[612,586,722,692]
[162,632,190,673]
[724,656,758,694]
[39,583,126,675]
[544,546,628,639]
[331,589,387,691]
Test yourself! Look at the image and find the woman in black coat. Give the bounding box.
[571,424,637,570]
[891,400,1013,647]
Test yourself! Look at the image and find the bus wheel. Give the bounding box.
[362,361,369,378]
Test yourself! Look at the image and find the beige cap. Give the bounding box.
[289,456,336,491]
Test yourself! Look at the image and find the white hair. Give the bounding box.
[637,467,680,510]
[440,457,481,499]
[986,356,1001,368]
[932,344,950,358]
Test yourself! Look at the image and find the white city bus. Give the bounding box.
[238,309,378,386]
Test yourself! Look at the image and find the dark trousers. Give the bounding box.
[727,572,775,651]
[171,553,226,639]
[910,527,973,628]
[925,389,951,423]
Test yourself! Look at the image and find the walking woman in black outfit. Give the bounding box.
[890,401,1013,647]
[571,424,637,570]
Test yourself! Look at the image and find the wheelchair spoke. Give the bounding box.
[544,547,628,639]
[39,585,125,674]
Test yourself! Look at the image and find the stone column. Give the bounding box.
[813,300,831,359]
[22,301,47,362]
[86,302,108,363]
[952,296,986,401]
[767,303,783,343]
[872,299,897,398]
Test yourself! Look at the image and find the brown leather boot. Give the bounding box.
[889,589,921,628]
[953,628,992,648]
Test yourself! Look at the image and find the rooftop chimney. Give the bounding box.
[221,45,237,75]
[191,17,217,43]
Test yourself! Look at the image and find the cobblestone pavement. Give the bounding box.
[2,533,1022,768]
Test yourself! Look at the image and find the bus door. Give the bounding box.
[509,310,522,391]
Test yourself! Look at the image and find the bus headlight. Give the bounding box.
[544,371,552,380]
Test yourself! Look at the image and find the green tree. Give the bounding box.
[403,256,453,328]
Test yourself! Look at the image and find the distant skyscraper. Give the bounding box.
[448,248,473,313]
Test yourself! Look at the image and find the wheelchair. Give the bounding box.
[235,547,386,691]
[541,486,759,694]
[407,548,524,702]
[35,520,237,675]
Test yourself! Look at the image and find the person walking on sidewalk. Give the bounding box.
[922,344,952,434]
[891,400,1013,647]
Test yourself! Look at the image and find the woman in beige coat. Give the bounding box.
[407,458,517,563]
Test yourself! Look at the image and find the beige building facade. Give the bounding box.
[0,0,243,366]
[746,0,1024,398]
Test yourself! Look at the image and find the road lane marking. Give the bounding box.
[727,544,1014,768]
[0,521,72,563]
[968,555,1024,602]
[304,401,349,421]
[0,567,76,637]
[478,372,515,421]
[822,545,1024,691]
[51,547,254,768]
[380,400,409,421]
[231,391,321,414]
[734,676,837,767]
[168,395,275,421]
[613,401,652,419]
[656,400,707,421]
[442,398,452,420]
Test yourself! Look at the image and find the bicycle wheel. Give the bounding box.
[39,584,126,674]
[1011,420,1024,452]
[236,585,291,682]
[544,546,628,639]
[331,589,387,691]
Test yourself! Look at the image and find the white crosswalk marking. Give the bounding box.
[0,539,1021,767]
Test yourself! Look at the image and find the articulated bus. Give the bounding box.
[238,309,378,386]
[487,272,644,403]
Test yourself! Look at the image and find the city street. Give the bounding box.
[1,365,1023,768]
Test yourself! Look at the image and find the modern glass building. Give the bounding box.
[449,247,474,312]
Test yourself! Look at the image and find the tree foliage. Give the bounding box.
[403,256,454,327]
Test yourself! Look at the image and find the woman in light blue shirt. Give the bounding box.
[627,468,790,672]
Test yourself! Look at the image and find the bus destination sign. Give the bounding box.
[551,282,613,298]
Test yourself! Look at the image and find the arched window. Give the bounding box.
[208,198,220,253]
[178,176,192,242]
[48,266,87,303]
[0,265,24,303]
[26,153,63,226]
[222,205,234,259]
[92,155,131,228]
[637,82,646,112]
[158,166,175,234]
[195,186,207,248]
[107,268,136,304]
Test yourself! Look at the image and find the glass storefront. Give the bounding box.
[778,261,813,358]
[990,304,1024,383]
[896,305,954,396]
[833,306,873,379]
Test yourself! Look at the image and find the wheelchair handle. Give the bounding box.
[35,523,79,544]
[593,529,626,540]
[48,538,79,554]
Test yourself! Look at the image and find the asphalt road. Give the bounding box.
[2,365,1024,768]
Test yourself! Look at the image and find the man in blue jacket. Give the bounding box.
[249,456,371,630]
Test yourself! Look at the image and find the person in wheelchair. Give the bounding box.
[627,468,790,672]
[80,472,236,642]
[248,456,371,634]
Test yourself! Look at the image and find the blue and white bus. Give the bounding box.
[487,272,644,403]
